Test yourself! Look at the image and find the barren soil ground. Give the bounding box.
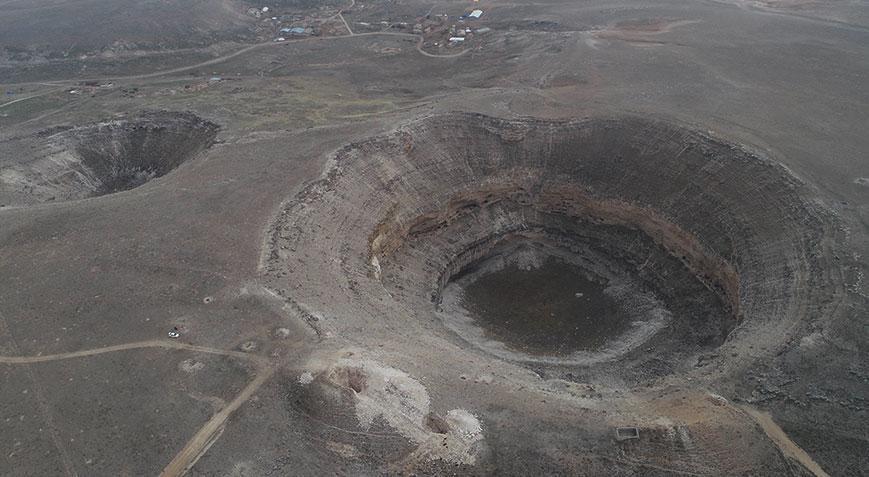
[0,0,867,475]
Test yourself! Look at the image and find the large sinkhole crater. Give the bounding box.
[0,110,218,205]
[268,113,839,373]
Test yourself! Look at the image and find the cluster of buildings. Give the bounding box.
[246,5,324,41]
[412,8,489,48]
[447,10,487,45]
[250,4,489,47]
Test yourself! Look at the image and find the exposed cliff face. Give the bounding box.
[265,113,842,381]
[0,111,218,205]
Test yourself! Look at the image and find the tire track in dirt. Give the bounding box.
[0,311,77,476]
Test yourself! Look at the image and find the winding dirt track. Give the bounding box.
[0,339,266,364]
[0,87,65,109]
[0,30,467,99]
[1,0,468,98]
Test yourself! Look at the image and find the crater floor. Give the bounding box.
[455,255,637,355]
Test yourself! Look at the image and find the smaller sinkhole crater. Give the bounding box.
[0,110,218,206]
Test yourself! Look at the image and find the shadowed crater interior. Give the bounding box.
[457,254,635,355]
[267,112,838,374]
[0,110,218,205]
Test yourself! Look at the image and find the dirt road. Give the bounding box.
[0,339,266,364]
[0,87,64,109]
[741,406,831,477]
[159,366,276,477]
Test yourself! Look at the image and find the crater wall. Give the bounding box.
[265,113,842,378]
[0,111,218,206]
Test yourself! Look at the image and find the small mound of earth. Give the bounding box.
[0,110,218,206]
[295,353,486,466]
